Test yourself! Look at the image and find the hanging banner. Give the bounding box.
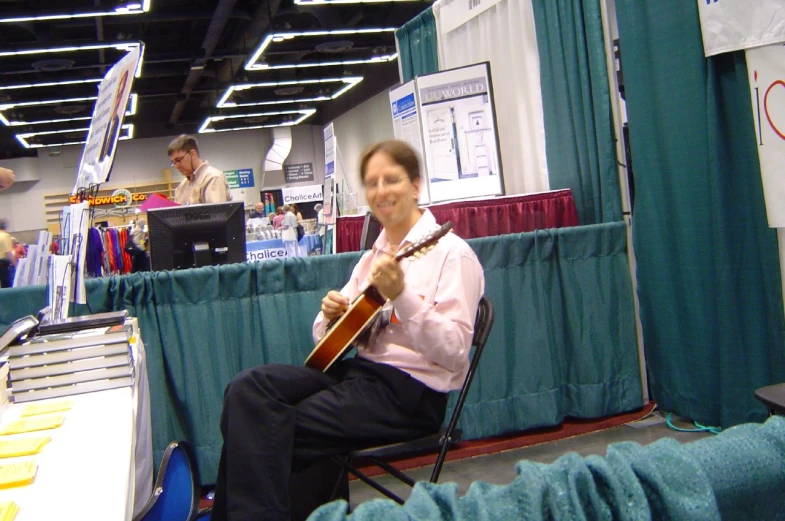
[437,0,504,35]
[697,0,785,57]
[282,184,323,204]
[390,81,430,204]
[747,43,785,227]
[74,45,142,192]
[324,123,336,179]
[416,62,504,203]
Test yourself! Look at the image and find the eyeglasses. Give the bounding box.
[170,152,190,167]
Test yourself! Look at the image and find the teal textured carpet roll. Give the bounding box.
[308,416,785,521]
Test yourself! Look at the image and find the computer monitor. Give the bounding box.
[148,201,246,271]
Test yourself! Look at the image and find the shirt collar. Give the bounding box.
[372,209,438,255]
[188,160,210,183]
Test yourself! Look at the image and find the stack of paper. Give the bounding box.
[0,501,19,520]
[0,461,38,489]
[0,437,50,459]
[7,323,135,403]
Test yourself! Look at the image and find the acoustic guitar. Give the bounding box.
[304,221,454,372]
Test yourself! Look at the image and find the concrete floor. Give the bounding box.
[348,411,713,508]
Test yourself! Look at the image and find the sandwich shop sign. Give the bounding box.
[282,184,323,204]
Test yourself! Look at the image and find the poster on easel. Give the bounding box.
[413,62,504,203]
[73,45,142,193]
[389,81,431,204]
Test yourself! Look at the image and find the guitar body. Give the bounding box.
[304,221,454,372]
[305,286,386,372]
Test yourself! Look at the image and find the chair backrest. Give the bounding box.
[430,295,494,481]
[134,441,199,521]
[360,211,382,250]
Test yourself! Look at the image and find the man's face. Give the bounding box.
[169,149,195,178]
[255,203,264,214]
[364,151,420,231]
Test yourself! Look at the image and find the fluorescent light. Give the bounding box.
[0,41,141,58]
[8,116,92,127]
[126,93,139,116]
[245,28,396,70]
[216,77,363,108]
[247,54,397,71]
[0,113,9,126]
[0,78,102,91]
[16,124,134,149]
[143,0,151,12]
[199,109,316,134]
[0,95,98,110]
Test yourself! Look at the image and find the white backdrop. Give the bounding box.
[432,0,549,196]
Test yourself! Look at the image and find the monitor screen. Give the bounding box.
[148,201,246,271]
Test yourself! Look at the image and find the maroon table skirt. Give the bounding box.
[335,189,579,253]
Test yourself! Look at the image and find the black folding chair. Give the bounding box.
[754,383,785,416]
[336,296,495,504]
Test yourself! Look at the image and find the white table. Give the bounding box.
[0,330,153,521]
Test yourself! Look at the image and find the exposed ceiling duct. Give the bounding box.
[264,126,292,174]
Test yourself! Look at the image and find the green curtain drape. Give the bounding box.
[532,0,621,225]
[395,7,439,83]
[615,1,785,428]
[0,224,641,481]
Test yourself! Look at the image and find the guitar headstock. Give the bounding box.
[395,222,453,261]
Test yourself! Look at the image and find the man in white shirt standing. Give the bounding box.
[280,204,300,258]
[167,134,232,206]
[211,140,485,521]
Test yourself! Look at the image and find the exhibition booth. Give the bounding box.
[2,0,785,518]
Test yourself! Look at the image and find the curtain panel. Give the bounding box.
[336,190,580,252]
[531,0,622,225]
[616,0,785,428]
[0,223,640,481]
[433,0,550,196]
[395,7,439,83]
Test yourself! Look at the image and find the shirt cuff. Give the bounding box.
[391,286,425,322]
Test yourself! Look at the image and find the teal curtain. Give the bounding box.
[396,7,439,83]
[615,1,785,427]
[532,0,621,225]
[0,224,640,482]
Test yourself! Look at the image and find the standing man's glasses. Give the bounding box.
[170,153,189,167]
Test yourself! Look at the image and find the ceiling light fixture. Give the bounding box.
[0,78,103,91]
[0,93,138,126]
[248,54,397,71]
[0,42,144,77]
[0,2,150,24]
[245,28,396,70]
[16,124,134,149]
[199,109,316,134]
[217,77,362,108]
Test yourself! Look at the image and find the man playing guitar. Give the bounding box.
[212,140,485,521]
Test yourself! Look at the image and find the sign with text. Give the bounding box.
[416,62,504,203]
[282,184,323,204]
[747,43,785,227]
[284,163,315,183]
[74,45,142,192]
[697,0,785,57]
[324,123,336,179]
[390,81,430,204]
[224,169,255,189]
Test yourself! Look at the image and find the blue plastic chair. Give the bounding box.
[133,441,200,521]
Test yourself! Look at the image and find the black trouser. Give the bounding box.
[0,259,11,288]
[211,357,448,521]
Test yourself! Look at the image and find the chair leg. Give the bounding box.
[336,458,407,505]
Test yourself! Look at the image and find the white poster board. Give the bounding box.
[389,81,431,204]
[74,45,142,192]
[416,62,504,203]
[697,0,785,57]
[324,123,336,179]
[747,43,785,227]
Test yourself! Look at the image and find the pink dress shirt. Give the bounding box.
[312,210,485,392]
